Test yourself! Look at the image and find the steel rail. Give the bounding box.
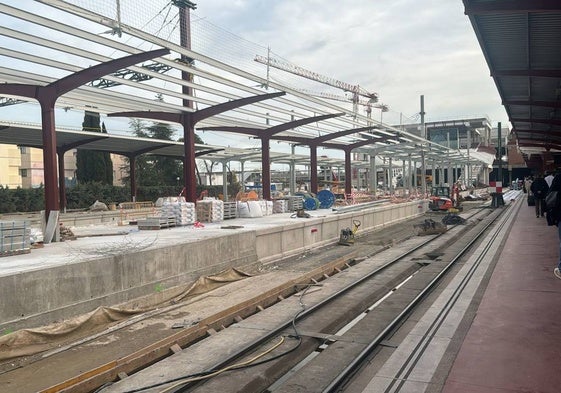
[169,210,489,392]
[322,205,511,392]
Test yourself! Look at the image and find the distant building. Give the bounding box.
[0,144,22,188]
[0,144,127,188]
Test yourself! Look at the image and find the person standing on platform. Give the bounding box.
[547,173,561,279]
[545,171,554,188]
[531,173,549,217]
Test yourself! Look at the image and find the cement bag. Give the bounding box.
[266,200,274,215]
[247,201,263,217]
[237,201,251,218]
[258,200,269,216]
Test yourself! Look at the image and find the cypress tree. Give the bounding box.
[76,111,111,184]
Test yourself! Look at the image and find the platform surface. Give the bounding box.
[442,195,561,393]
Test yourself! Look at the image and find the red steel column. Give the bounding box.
[344,149,352,197]
[40,97,60,215]
[262,137,271,200]
[57,148,66,212]
[310,146,318,194]
[129,156,137,202]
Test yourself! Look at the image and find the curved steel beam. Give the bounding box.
[54,48,170,97]
[108,111,183,123]
[191,91,285,123]
[196,148,225,157]
[263,112,345,137]
[194,126,262,137]
[109,92,284,203]
[59,135,110,153]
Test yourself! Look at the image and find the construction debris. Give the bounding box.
[414,219,447,236]
[59,224,77,241]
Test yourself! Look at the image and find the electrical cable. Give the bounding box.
[120,283,322,393]
[158,336,287,393]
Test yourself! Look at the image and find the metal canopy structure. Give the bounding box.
[0,121,221,158]
[464,0,561,165]
[0,0,482,221]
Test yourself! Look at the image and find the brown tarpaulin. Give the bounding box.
[0,267,251,360]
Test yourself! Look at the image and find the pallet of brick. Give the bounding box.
[287,196,304,211]
[0,220,31,257]
[223,201,237,219]
[196,199,224,222]
[161,201,196,226]
[138,217,175,230]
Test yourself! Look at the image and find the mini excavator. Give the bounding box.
[428,185,462,211]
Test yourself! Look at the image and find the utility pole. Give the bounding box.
[175,0,198,202]
[420,95,427,197]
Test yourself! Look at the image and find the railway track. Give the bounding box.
[0,200,505,393]
[84,202,511,393]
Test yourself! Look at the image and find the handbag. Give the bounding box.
[546,190,558,211]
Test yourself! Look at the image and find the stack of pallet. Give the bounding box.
[0,220,31,257]
[160,201,197,226]
[138,216,176,230]
[287,196,304,212]
[223,201,237,220]
[196,199,224,222]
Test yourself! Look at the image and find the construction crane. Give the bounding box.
[254,54,381,117]
[296,89,388,119]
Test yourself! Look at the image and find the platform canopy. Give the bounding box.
[0,121,220,158]
[464,0,561,159]
[0,1,472,163]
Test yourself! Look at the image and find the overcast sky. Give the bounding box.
[190,0,508,127]
[0,0,509,147]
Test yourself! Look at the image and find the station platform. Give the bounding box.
[360,192,561,393]
[440,194,561,393]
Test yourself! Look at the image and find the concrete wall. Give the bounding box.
[256,200,427,263]
[1,200,427,331]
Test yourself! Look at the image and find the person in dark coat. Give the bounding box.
[531,173,549,217]
[548,173,561,279]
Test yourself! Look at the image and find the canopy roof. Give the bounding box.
[0,1,478,165]
[464,0,561,158]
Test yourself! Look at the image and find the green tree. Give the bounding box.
[76,111,112,184]
[123,119,185,187]
[146,122,182,186]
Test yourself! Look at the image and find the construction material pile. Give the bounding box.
[196,199,224,222]
[161,201,196,226]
